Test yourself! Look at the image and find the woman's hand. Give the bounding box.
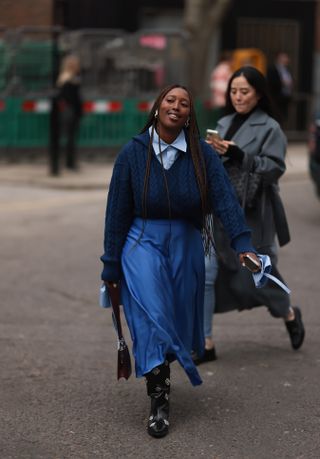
[206,137,235,156]
[239,252,261,272]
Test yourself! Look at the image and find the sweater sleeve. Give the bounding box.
[100,146,134,281]
[201,140,254,254]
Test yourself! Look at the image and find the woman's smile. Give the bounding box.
[158,88,190,130]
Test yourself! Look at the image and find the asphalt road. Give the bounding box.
[0,171,319,459]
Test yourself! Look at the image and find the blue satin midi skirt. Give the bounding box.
[121,218,205,386]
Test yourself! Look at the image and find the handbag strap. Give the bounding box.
[106,283,124,340]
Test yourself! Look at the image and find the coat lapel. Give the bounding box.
[217,109,269,150]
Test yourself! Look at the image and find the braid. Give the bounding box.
[142,122,154,219]
[186,98,207,214]
[184,96,214,253]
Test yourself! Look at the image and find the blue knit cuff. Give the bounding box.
[231,231,256,254]
[100,260,121,282]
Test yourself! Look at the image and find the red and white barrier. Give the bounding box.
[83,100,123,113]
[136,101,154,112]
[20,99,155,114]
[22,99,51,113]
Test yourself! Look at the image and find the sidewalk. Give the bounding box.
[0,161,114,190]
[0,143,309,190]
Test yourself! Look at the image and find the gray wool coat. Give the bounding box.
[214,108,291,317]
[216,108,290,249]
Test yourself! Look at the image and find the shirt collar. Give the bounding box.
[149,127,187,157]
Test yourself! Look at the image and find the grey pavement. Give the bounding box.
[1,141,319,459]
[0,142,310,190]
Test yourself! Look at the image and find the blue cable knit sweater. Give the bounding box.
[101,130,253,281]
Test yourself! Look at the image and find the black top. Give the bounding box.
[59,81,83,118]
[224,111,253,140]
[224,110,256,162]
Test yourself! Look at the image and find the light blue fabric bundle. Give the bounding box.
[99,283,111,308]
[252,254,291,294]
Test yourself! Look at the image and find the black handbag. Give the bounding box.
[224,155,262,209]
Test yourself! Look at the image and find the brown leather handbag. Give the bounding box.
[106,283,132,380]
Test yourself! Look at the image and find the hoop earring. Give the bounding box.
[154,109,158,118]
[185,117,190,127]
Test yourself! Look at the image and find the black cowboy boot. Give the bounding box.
[145,360,170,438]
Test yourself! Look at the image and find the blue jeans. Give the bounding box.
[204,250,219,338]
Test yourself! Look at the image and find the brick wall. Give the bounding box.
[0,0,53,28]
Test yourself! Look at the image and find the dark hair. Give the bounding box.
[224,66,273,116]
[140,84,212,250]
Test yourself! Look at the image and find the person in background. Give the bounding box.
[56,54,83,171]
[196,246,219,363]
[209,51,234,117]
[100,84,259,438]
[195,66,305,366]
[267,52,293,126]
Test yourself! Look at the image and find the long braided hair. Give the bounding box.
[140,84,213,252]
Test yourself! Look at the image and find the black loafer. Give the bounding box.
[192,347,217,366]
[285,306,305,350]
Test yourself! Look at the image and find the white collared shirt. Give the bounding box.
[149,127,187,170]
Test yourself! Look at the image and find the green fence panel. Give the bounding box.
[126,99,151,138]
[195,100,220,138]
[0,97,50,147]
[79,99,129,147]
[0,98,8,146]
[78,98,152,147]
[15,112,50,147]
[11,98,50,147]
[0,97,218,149]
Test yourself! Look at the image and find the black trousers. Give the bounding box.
[49,104,80,175]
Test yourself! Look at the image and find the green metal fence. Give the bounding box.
[0,98,50,147]
[0,31,220,149]
[0,96,218,149]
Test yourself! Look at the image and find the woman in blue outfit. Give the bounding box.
[195,67,305,366]
[100,84,259,438]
